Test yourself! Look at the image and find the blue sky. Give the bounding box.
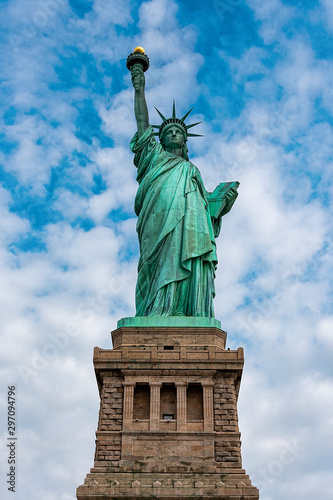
[0,0,333,499]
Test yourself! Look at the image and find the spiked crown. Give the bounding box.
[153,101,203,140]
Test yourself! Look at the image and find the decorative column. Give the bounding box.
[176,382,187,431]
[150,382,162,431]
[202,381,214,432]
[123,382,135,430]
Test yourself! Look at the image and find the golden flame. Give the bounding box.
[133,46,145,54]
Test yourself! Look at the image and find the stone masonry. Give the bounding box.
[76,320,259,499]
[94,372,123,468]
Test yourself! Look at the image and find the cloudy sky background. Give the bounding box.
[0,0,332,498]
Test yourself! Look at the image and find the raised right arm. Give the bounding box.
[131,64,149,138]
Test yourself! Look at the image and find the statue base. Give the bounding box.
[76,318,259,499]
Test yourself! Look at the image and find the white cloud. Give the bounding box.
[316,317,333,350]
[225,47,268,84]
[0,185,30,242]
[52,189,89,220]
[139,0,178,29]
[246,0,296,44]
[320,0,333,31]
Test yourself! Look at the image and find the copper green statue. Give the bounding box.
[127,48,239,318]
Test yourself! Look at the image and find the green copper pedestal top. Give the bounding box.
[117,316,222,329]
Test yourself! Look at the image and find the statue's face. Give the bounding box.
[161,125,185,149]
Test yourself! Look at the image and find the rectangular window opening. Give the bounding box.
[187,383,204,421]
[160,384,177,420]
[133,384,150,420]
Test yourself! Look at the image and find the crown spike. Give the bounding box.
[172,100,176,118]
[186,121,202,130]
[181,107,194,122]
[187,133,204,137]
[154,106,167,122]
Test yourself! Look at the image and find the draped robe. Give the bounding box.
[130,126,221,318]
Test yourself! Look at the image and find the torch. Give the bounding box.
[126,47,150,89]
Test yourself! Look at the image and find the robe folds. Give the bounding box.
[130,126,219,317]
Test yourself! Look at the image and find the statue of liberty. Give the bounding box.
[127,48,239,318]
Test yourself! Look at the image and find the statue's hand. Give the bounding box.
[131,64,145,92]
[225,187,238,204]
[222,187,239,216]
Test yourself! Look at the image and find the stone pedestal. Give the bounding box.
[76,318,259,499]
